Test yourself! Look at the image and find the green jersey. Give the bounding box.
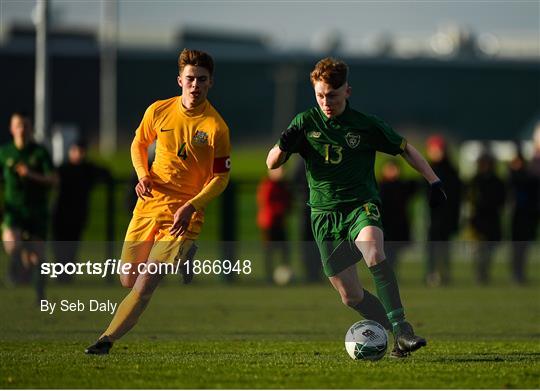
[288,103,406,210]
[0,141,54,224]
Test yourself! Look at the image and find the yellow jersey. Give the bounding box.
[131,96,231,222]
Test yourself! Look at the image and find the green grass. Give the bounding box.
[1,262,539,389]
[2,145,539,388]
[2,340,538,389]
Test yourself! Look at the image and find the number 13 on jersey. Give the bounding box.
[324,144,343,164]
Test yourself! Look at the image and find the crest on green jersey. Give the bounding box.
[345,132,361,149]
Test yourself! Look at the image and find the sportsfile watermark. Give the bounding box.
[6,240,539,282]
[40,258,252,279]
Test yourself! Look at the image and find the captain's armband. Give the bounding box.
[213,156,231,173]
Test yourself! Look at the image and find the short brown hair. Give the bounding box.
[11,111,32,127]
[310,57,348,89]
[11,111,31,121]
[178,48,214,77]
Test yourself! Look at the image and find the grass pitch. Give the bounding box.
[1,261,539,389]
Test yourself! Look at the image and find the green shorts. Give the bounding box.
[311,202,383,277]
[2,212,48,240]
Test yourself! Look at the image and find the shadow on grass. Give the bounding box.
[428,352,540,363]
[429,332,540,339]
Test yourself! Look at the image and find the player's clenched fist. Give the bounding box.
[429,180,447,208]
[278,125,304,152]
[170,203,196,237]
[135,176,154,200]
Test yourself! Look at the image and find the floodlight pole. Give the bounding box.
[99,0,118,156]
[272,63,298,136]
[34,0,50,144]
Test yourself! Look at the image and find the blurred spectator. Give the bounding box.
[0,112,56,301]
[257,166,292,283]
[531,124,540,204]
[378,159,418,270]
[468,152,506,284]
[508,152,539,284]
[425,135,462,286]
[293,159,323,282]
[52,139,112,283]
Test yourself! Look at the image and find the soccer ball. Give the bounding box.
[345,320,388,361]
[273,265,294,286]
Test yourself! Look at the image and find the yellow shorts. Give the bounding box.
[121,214,200,264]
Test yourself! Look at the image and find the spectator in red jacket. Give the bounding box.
[257,166,292,283]
[425,134,462,286]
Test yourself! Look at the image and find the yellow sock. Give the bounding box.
[101,289,151,341]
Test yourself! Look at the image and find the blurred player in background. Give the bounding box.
[378,159,418,271]
[267,57,446,358]
[531,124,540,226]
[531,123,540,178]
[85,49,231,354]
[508,152,539,284]
[257,166,292,283]
[52,139,112,283]
[424,135,462,286]
[0,112,57,302]
[468,152,505,284]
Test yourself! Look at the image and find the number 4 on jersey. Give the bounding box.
[178,142,188,160]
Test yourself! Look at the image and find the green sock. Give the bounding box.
[352,289,392,330]
[369,260,406,333]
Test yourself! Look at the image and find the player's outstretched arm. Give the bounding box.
[401,143,438,183]
[131,138,150,180]
[15,163,58,186]
[401,143,447,207]
[170,172,230,237]
[188,172,230,211]
[266,145,288,169]
[131,136,154,201]
[267,125,304,169]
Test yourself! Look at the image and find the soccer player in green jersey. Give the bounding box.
[0,112,56,301]
[266,58,447,358]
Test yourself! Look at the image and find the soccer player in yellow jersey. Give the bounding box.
[85,49,231,355]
